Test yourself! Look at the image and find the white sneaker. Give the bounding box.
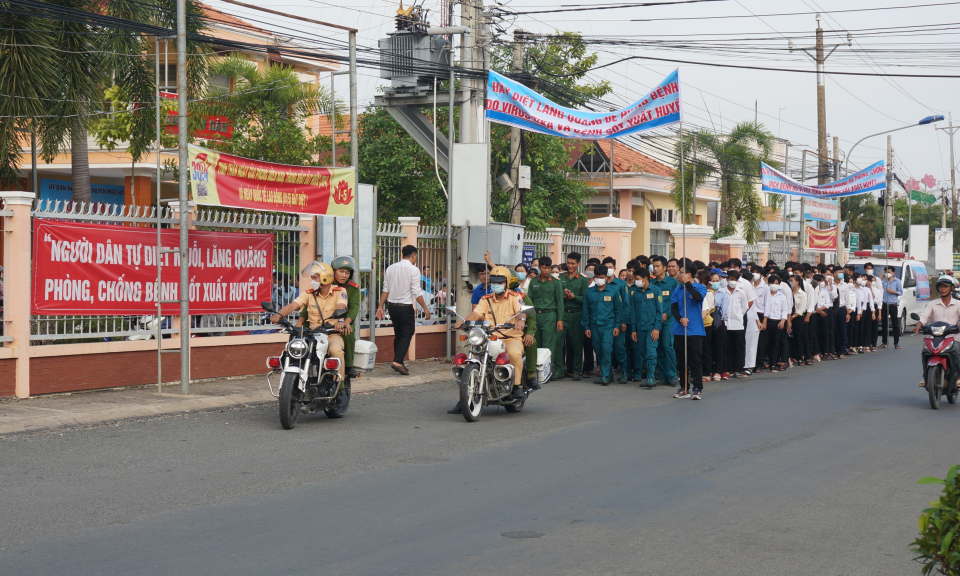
[691,388,702,400]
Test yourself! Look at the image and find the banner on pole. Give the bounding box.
[33,220,273,315]
[803,198,838,224]
[485,69,682,139]
[804,225,838,252]
[188,145,355,216]
[761,160,885,199]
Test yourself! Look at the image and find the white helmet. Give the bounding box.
[935,275,957,289]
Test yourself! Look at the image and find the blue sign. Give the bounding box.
[522,245,536,267]
[485,69,681,139]
[40,179,125,207]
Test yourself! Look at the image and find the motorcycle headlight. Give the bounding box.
[933,326,946,337]
[286,338,308,359]
[467,327,486,346]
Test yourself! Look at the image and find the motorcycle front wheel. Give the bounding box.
[926,365,942,410]
[459,364,484,422]
[279,372,302,429]
[324,377,351,419]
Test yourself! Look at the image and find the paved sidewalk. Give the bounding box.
[0,360,453,436]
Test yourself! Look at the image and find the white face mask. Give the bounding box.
[595,278,607,287]
[728,280,738,289]
[635,279,646,288]
[551,273,560,279]
[311,280,322,290]
[606,268,615,277]
[887,272,894,279]
[857,279,866,286]
[769,285,779,294]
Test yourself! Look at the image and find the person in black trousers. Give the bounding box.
[376,245,431,375]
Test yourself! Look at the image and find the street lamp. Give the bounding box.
[842,115,945,263]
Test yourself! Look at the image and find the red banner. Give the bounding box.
[804,225,839,252]
[33,220,273,315]
[188,145,355,216]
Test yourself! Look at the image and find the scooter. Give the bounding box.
[911,312,960,409]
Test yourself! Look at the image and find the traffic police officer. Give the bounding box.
[559,251,588,381]
[528,256,565,380]
[651,256,680,385]
[629,267,663,388]
[581,264,623,385]
[330,256,361,377]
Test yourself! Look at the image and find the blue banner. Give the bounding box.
[485,69,682,139]
[40,179,125,207]
[761,160,886,199]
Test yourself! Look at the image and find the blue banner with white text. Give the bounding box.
[761,160,886,199]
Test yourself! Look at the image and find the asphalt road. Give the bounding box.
[1,335,955,575]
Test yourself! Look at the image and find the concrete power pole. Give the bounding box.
[885,135,894,250]
[790,14,851,184]
[936,113,958,226]
[508,30,524,224]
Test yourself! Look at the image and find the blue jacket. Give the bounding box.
[671,281,707,337]
[582,284,622,327]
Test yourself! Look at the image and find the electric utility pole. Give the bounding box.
[936,113,958,226]
[886,135,894,250]
[508,29,524,224]
[790,14,851,184]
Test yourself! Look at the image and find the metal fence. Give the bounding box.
[416,225,454,321]
[522,231,552,261]
[357,222,403,326]
[28,201,306,343]
[742,243,763,264]
[562,233,604,261]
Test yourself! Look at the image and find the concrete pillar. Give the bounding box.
[671,225,716,263]
[546,227,564,264]
[300,215,317,265]
[398,216,420,360]
[585,216,637,268]
[618,189,632,220]
[0,192,35,398]
[756,242,769,265]
[715,236,747,261]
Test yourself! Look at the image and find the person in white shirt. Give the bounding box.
[727,258,756,312]
[777,272,794,367]
[802,269,818,362]
[744,271,763,374]
[723,270,750,377]
[376,245,431,375]
[852,273,874,354]
[763,275,789,371]
[789,274,808,366]
[814,273,832,361]
[822,271,839,358]
[752,269,770,372]
[835,271,850,357]
[867,276,882,352]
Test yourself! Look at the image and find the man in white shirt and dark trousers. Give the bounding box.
[376,245,432,375]
[763,275,789,371]
[723,270,749,377]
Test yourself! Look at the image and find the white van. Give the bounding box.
[845,251,930,334]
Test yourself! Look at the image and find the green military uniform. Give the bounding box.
[581,282,623,383]
[528,275,565,378]
[559,270,588,378]
[519,291,539,377]
[651,274,680,384]
[628,282,664,384]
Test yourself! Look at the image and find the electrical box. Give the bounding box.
[467,222,525,266]
[518,165,531,189]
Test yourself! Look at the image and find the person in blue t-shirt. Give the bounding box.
[471,267,491,305]
[670,262,707,400]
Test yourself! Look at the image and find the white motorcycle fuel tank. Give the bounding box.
[486,338,505,357]
[314,333,329,358]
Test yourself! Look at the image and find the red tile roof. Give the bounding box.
[566,139,674,178]
[199,2,272,36]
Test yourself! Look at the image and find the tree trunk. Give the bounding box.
[71,115,91,204]
[718,176,732,229]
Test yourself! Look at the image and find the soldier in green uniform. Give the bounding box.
[603,257,632,384]
[559,251,588,381]
[581,264,623,385]
[651,255,680,385]
[629,267,663,388]
[528,256,565,379]
[331,256,361,377]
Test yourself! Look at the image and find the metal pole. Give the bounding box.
[446,43,454,360]
[370,186,377,348]
[679,123,687,393]
[608,140,615,216]
[782,141,790,264]
[349,31,360,303]
[330,71,336,168]
[691,132,697,225]
[885,135,894,250]
[834,135,840,264]
[815,16,828,185]
[951,113,957,225]
[30,129,37,194]
[156,35,162,393]
[176,0,190,394]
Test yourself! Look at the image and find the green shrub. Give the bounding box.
[912,465,960,575]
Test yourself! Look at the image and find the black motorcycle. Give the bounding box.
[262,301,350,429]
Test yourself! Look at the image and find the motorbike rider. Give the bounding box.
[270,261,348,380]
[913,275,960,387]
[330,256,361,378]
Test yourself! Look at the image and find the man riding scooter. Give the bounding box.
[913,275,960,387]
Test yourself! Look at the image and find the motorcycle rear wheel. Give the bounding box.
[927,365,942,410]
[279,372,302,429]
[324,377,351,419]
[459,364,484,422]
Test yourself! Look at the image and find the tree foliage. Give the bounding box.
[911,464,960,575]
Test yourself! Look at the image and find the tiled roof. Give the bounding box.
[566,139,674,178]
[199,3,272,36]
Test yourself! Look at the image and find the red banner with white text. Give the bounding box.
[33,220,273,315]
[804,225,839,252]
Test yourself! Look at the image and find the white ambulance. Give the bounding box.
[845,250,931,334]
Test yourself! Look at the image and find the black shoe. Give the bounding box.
[527,375,541,390]
[554,374,565,381]
[447,401,462,414]
[346,367,359,378]
[573,377,581,382]
[513,385,526,398]
[598,378,610,386]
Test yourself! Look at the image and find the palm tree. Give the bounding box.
[671,121,775,244]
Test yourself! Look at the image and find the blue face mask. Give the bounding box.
[649,265,655,273]
[516,272,527,281]
[530,267,539,276]
[491,283,505,294]
[710,281,721,291]
[837,273,844,280]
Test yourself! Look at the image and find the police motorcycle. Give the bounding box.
[448,267,551,422]
[912,310,960,409]
[262,262,351,429]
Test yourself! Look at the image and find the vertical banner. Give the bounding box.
[935,228,954,271]
[357,184,374,271]
[189,145,355,216]
[485,69,681,138]
[804,225,838,252]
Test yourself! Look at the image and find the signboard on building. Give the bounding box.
[522,245,536,266]
[32,220,273,315]
[804,225,838,252]
[40,179,125,207]
[802,198,838,224]
[849,232,860,250]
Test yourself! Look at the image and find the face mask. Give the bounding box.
[552,273,560,279]
[491,283,506,294]
[584,270,595,279]
[728,280,738,289]
[635,279,645,288]
[595,278,607,287]
[886,272,893,279]
[710,281,721,291]
[311,281,322,291]
[857,279,866,286]
[789,282,798,290]
[649,265,655,273]
[837,273,844,280]
[607,268,615,277]
[516,272,526,281]
[530,268,539,276]
[770,286,779,294]
[865,270,873,275]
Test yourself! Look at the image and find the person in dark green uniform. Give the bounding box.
[603,257,632,384]
[331,256,361,377]
[581,264,622,385]
[629,267,663,388]
[559,251,588,381]
[528,256,565,380]
[651,255,680,385]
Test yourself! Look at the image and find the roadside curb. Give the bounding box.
[0,372,453,437]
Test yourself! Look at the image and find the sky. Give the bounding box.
[207,0,959,193]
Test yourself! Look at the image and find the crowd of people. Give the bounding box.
[474,253,910,401]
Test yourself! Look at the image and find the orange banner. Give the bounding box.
[804,225,838,252]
